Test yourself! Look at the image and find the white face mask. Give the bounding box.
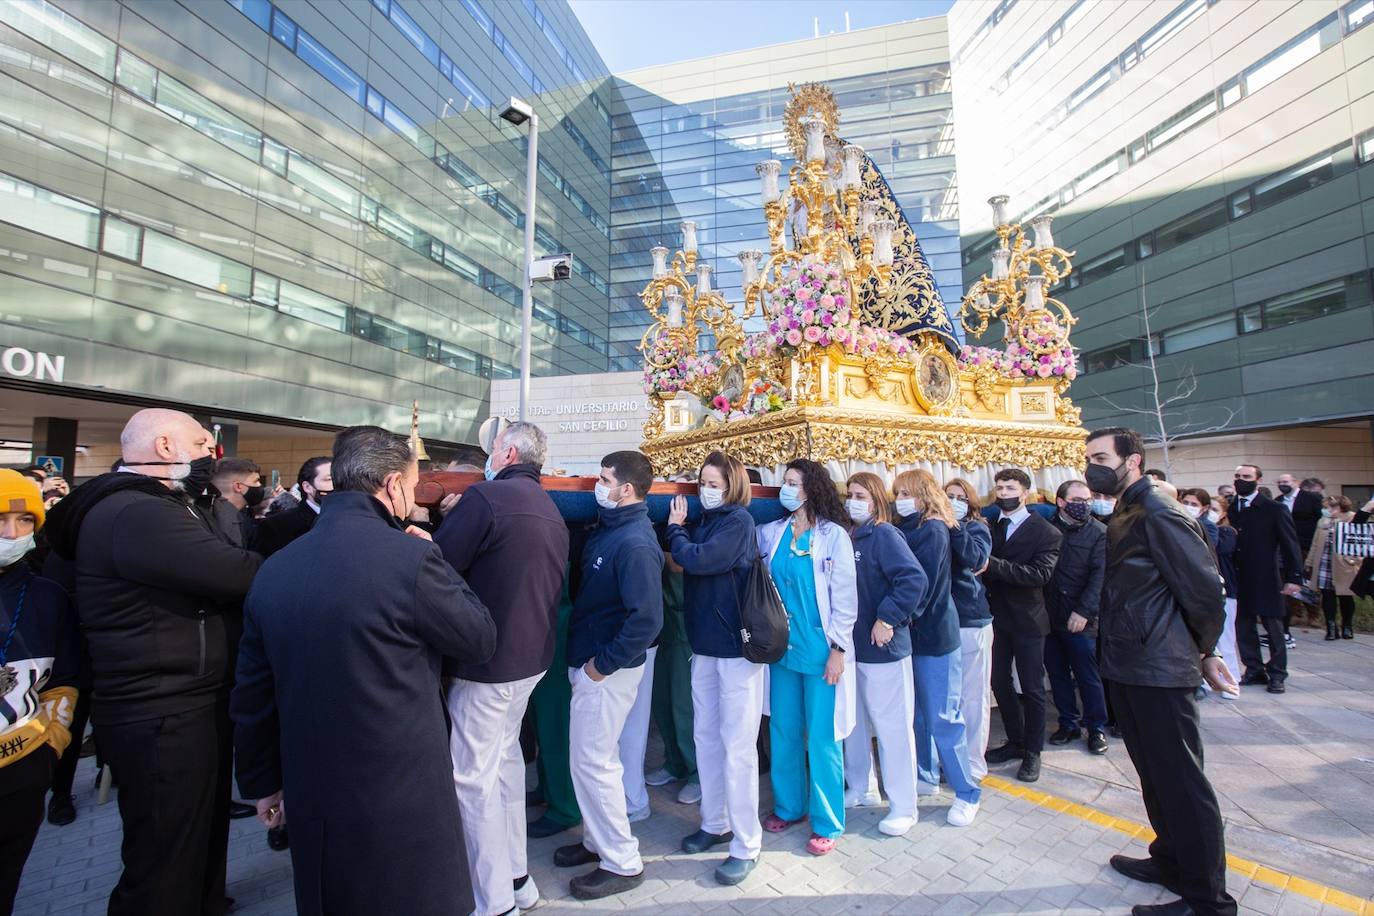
[846,498,871,523]
[779,484,804,513]
[948,498,968,520]
[699,487,724,510]
[1208,509,1221,524]
[0,534,35,568]
[895,497,919,518]
[1184,505,1204,519]
[594,481,621,510]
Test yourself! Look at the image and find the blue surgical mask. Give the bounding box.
[895,497,919,518]
[1091,498,1115,516]
[948,498,968,520]
[845,498,871,523]
[779,484,804,513]
[483,453,497,481]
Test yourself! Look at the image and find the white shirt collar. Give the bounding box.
[1000,505,1030,525]
[306,499,322,514]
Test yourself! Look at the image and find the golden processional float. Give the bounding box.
[636,84,1087,492]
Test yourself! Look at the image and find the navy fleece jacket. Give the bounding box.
[666,503,756,658]
[948,518,993,627]
[567,502,663,675]
[897,514,960,657]
[850,521,926,663]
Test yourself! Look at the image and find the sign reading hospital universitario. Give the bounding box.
[1,347,65,383]
[489,373,651,475]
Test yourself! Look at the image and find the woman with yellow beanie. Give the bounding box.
[0,469,78,915]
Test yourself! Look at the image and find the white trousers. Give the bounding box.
[691,655,766,860]
[618,646,658,812]
[1218,597,1241,690]
[959,625,993,781]
[447,673,542,916]
[569,662,645,875]
[843,661,917,819]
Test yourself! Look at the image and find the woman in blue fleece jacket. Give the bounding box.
[664,451,761,887]
[894,469,982,828]
[840,471,927,838]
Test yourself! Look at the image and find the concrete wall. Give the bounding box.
[1146,422,1374,497]
[489,372,651,476]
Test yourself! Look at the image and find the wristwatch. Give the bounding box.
[829,641,846,653]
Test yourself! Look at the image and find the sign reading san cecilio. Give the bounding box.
[489,373,651,474]
[506,399,645,434]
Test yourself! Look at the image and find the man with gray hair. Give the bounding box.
[435,421,570,915]
[231,425,496,915]
[43,408,261,916]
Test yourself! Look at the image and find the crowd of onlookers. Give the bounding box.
[0,410,1369,916]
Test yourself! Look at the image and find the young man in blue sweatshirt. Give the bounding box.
[555,451,663,901]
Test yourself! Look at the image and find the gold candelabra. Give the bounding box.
[639,222,745,377]
[960,195,1078,355]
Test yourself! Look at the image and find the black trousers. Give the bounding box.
[0,748,54,916]
[98,703,233,916]
[990,626,1047,753]
[50,684,93,799]
[1110,682,1237,916]
[1321,590,1354,628]
[1235,611,1286,681]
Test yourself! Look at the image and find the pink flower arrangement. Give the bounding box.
[641,332,721,395]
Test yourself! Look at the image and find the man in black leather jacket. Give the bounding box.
[1084,427,1238,916]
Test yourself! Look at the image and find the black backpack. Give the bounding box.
[733,554,789,664]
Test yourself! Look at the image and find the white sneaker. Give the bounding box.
[878,813,916,836]
[513,875,540,911]
[1219,689,1239,701]
[917,781,941,797]
[946,798,979,827]
[677,782,702,804]
[844,791,883,808]
[627,804,651,823]
[644,767,677,787]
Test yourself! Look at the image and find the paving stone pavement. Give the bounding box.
[14,626,1374,915]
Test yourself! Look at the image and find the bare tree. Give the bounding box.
[1084,276,1236,477]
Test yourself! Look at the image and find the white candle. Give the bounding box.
[756,160,782,204]
[696,262,713,296]
[859,200,880,237]
[665,289,684,327]
[841,145,864,190]
[650,245,668,280]
[991,246,1011,280]
[680,220,697,253]
[1030,214,1055,250]
[738,249,762,286]
[801,116,826,163]
[1024,275,1046,310]
[988,194,1010,228]
[872,219,896,267]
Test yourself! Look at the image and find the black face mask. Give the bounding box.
[1084,461,1127,497]
[995,496,1022,513]
[1276,483,1293,495]
[1232,478,1257,497]
[125,454,216,496]
[243,484,266,506]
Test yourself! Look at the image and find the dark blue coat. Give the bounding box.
[666,503,755,658]
[949,519,992,628]
[568,502,663,675]
[231,492,497,916]
[850,521,926,663]
[897,514,960,657]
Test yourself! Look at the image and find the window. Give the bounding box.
[1067,64,1114,112]
[1359,128,1374,165]
[1346,0,1374,33]
[1082,341,1135,373]
[0,0,116,79]
[297,31,365,104]
[270,7,297,50]
[140,230,251,297]
[279,280,348,331]
[228,0,272,31]
[154,73,261,161]
[99,215,143,261]
[460,0,494,39]
[115,50,157,101]
[1262,275,1366,328]
[436,341,480,375]
[1237,304,1263,334]
[1162,315,1233,354]
[365,86,384,119]
[1139,0,1207,58]
[1251,151,1336,211]
[1228,189,1252,219]
[1146,94,1216,151]
[1153,201,1227,253]
[1219,78,1242,108]
[287,153,358,215]
[260,136,288,177]
[1243,13,1339,95]
[1136,234,1155,259]
[387,1,438,66]
[251,271,279,306]
[0,172,100,249]
[1076,247,1127,284]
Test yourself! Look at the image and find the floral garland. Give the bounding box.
[957,320,1078,382]
[641,331,720,396]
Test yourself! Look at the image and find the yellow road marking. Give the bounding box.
[981,775,1374,914]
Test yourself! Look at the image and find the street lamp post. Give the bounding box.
[501,97,538,421]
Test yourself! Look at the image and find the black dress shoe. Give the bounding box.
[554,843,601,868]
[528,814,576,839]
[229,801,257,820]
[1266,680,1286,694]
[985,742,1025,764]
[681,829,732,854]
[1110,854,1180,893]
[569,867,644,900]
[1131,900,1196,915]
[1048,727,1082,745]
[1108,723,1122,738]
[1016,753,1041,782]
[1238,671,1269,686]
[47,795,76,826]
[1087,729,1108,755]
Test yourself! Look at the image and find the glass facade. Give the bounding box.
[606,19,963,371]
[0,0,615,443]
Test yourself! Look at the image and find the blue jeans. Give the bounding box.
[1043,630,1107,731]
[769,664,845,838]
[912,650,982,804]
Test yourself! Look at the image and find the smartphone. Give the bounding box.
[270,469,280,490]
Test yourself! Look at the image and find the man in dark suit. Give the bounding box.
[251,456,330,557]
[983,468,1062,782]
[231,426,497,916]
[1230,464,1303,693]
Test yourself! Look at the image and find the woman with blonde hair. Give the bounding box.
[893,469,981,827]
[942,477,993,780]
[665,451,762,885]
[840,471,927,836]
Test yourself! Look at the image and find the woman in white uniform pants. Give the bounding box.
[664,451,762,886]
[942,477,995,779]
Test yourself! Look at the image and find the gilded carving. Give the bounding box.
[1019,392,1049,415]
